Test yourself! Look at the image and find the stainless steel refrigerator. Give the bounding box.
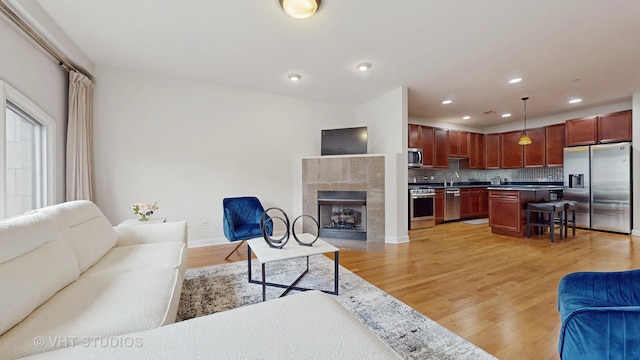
[563,142,632,234]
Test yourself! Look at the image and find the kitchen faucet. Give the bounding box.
[450,172,459,186]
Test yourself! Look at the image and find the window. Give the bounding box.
[1,81,56,219]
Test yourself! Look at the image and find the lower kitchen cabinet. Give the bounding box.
[460,188,471,219]
[435,189,444,224]
[488,190,536,237]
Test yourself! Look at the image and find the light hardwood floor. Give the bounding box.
[187,223,640,360]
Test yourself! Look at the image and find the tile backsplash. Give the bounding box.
[408,160,563,184]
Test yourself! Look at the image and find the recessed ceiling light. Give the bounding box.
[509,77,523,84]
[462,115,471,120]
[356,62,371,71]
[569,98,582,104]
[442,100,453,105]
[288,73,302,82]
[502,113,512,118]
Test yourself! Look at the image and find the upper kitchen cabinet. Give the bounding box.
[467,133,484,169]
[501,131,523,168]
[408,124,435,167]
[408,124,421,148]
[566,110,631,146]
[566,117,597,146]
[485,133,501,169]
[545,123,565,167]
[434,128,449,168]
[523,128,545,167]
[597,110,632,144]
[448,130,460,157]
[459,131,469,157]
[421,125,435,167]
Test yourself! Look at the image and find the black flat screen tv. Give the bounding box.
[321,127,368,155]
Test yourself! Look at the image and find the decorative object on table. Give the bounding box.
[260,207,290,249]
[222,196,271,260]
[292,214,319,246]
[131,202,158,221]
[260,208,319,248]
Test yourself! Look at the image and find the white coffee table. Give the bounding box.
[247,234,339,301]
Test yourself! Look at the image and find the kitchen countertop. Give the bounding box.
[487,185,565,191]
[409,182,564,190]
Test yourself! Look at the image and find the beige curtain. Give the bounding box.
[66,71,95,201]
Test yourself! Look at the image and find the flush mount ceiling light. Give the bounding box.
[518,97,532,145]
[288,73,302,81]
[280,0,320,19]
[509,77,523,84]
[442,99,453,105]
[502,113,512,118]
[462,115,471,120]
[569,98,583,104]
[356,62,371,72]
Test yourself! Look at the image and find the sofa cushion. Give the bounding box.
[0,268,181,359]
[0,211,61,265]
[80,242,186,278]
[18,291,402,360]
[0,239,79,335]
[37,200,117,273]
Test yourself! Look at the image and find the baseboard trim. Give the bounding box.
[631,229,640,237]
[187,238,225,248]
[385,235,410,244]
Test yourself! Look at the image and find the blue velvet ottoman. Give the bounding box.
[558,269,640,359]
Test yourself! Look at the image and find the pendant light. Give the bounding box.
[280,0,320,19]
[518,97,532,145]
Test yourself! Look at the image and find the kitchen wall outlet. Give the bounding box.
[201,220,211,226]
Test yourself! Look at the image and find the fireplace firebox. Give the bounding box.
[317,191,366,241]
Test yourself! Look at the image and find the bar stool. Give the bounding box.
[562,200,577,237]
[526,201,565,242]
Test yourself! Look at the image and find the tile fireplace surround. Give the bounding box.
[302,155,385,242]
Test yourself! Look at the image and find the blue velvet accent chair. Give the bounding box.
[558,269,640,359]
[222,197,272,260]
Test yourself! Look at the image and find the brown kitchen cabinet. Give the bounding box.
[545,123,565,167]
[420,126,435,167]
[408,124,435,167]
[488,190,536,237]
[479,188,489,217]
[459,131,469,157]
[523,128,545,167]
[597,110,632,143]
[485,133,501,169]
[565,117,598,146]
[435,189,444,224]
[460,188,471,219]
[408,124,421,148]
[448,130,460,157]
[434,128,449,168]
[501,131,523,168]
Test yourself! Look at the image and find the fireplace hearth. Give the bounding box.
[318,191,366,240]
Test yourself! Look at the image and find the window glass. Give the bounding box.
[5,102,44,217]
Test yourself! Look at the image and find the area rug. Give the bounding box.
[177,256,496,360]
[460,218,489,225]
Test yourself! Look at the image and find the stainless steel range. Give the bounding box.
[409,188,435,230]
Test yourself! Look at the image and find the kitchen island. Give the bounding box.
[487,185,564,238]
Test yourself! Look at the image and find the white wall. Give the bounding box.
[0,17,67,207]
[92,67,355,246]
[355,86,409,243]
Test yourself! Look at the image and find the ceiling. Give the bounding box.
[21,0,640,127]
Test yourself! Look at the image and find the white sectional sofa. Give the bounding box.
[0,201,188,359]
[1,200,402,360]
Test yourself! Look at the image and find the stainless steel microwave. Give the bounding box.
[408,148,423,167]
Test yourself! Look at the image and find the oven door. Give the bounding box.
[409,193,435,229]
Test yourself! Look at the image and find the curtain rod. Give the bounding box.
[0,2,92,80]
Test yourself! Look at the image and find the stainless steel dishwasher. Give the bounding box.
[444,188,461,221]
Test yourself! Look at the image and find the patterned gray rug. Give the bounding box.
[177,256,496,360]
